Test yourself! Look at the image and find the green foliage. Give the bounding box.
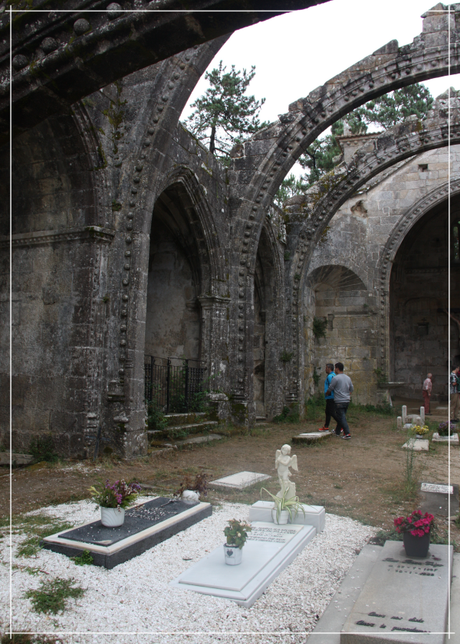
[312,317,327,339]
[260,486,306,523]
[276,84,434,200]
[25,577,85,614]
[224,518,252,549]
[146,384,168,432]
[72,550,94,566]
[16,519,74,558]
[348,401,394,416]
[88,479,141,509]
[0,636,59,644]
[272,404,300,423]
[312,368,320,387]
[373,368,387,386]
[305,394,325,421]
[274,173,309,207]
[184,61,268,160]
[280,351,293,363]
[28,434,58,463]
[403,429,419,500]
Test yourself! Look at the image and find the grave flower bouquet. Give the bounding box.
[394,509,434,537]
[89,479,141,509]
[410,424,429,436]
[224,519,252,549]
[438,421,457,436]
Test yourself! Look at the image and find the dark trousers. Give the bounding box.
[325,398,338,428]
[334,402,351,436]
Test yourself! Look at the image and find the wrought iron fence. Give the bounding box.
[144,355,207,414]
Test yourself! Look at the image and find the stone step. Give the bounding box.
[148,421,219,442]
[174,433,224,447]
[0,452,34,466]
[164,412,207,427]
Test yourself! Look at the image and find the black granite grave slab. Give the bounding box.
[42,497,212,569]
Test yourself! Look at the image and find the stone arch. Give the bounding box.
[378,179,460,391]
[303,265,372,403]
[144,165,224,368]
[226,6,460,403]
[263,105,460,411]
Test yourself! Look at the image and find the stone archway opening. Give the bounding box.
[390,194,460,402]
[305,265,375,403]
[145,184,203,363]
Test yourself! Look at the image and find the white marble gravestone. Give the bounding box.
[170,521,316,607]
[248,500,325,532]
[209,471,271,490]
[402,438,429,451]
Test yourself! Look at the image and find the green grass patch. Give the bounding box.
[16,517,74,557]
[72,550,94,566]
[25,577,85,614]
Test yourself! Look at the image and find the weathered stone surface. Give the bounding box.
[5,6,460,458]
[209,471,271,490]
[420,482,459,517]
[341,541,453,644]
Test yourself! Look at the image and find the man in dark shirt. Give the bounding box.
[325,362,354,440]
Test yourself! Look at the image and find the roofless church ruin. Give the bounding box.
[3,2,459,458]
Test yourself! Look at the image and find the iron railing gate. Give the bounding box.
[144,355,206,414]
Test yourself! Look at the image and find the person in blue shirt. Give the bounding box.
[318,363,339,433]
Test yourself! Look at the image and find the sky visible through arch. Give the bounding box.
[181,0,459,133]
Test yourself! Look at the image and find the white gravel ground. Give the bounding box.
[1,499,376,643]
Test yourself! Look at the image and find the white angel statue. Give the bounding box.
[275,444,298,499]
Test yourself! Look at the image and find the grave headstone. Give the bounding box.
[402,405,407,424]
[402,438,429,451]
[420,406,425,424]
[420,482,459,517]
[431,432,459,445]
[341,541,453,644]
[292,431,332,444]
[396,417,402,430]
[170,521,316,607]
[248,500,325,532]
[42,497,212,568]
[209,471,271,490]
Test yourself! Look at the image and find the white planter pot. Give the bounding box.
[181,490,200,504]
[101,507,125,527]
[272,508,289,525]
[224,544,243,565]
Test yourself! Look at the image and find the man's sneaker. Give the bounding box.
[318,427,329,432]
[341,434,351,440]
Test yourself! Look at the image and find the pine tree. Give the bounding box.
[184,61,268,161]
[277,83,434,201]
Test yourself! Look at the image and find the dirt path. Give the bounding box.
[2,410,459,547]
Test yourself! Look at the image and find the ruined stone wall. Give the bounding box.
[304,144,460,404]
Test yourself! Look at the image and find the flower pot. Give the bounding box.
[101,507,125,527]
[181,490,200,504]
[224,543,243,565]
[403,531,430,558]
[271,509,289,525]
